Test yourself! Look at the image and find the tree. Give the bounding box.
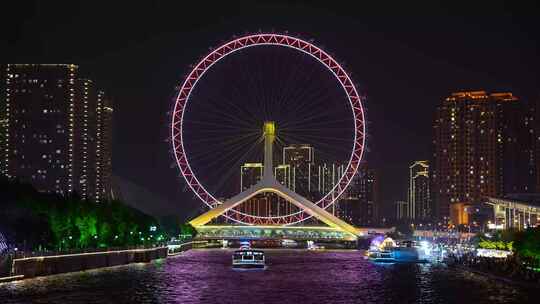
[514,227,540,262]
[0,177,165,250]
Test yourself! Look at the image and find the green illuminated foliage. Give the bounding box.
[514,227,540,261]
[1,177,164,250]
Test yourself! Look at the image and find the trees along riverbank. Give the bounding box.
[448,228,540,285]
[0,178,167,252]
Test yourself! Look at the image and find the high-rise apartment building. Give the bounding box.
[96,96,113,201]
[1,64,113,201]
[433,91,519,221]
[408,160,431,220]
[73,79,99,200]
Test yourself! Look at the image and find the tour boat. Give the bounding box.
[367,249,395,262]
[366,237,429,263]
[232,242,266,269]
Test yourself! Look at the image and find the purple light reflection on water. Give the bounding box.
[0,249,535,304]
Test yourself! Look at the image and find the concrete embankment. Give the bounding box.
[11,247,167,279]
[167,241,211,256]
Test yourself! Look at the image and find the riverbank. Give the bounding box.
[452,264,539,289]
[4,247,167,281]
[446,253,540,289]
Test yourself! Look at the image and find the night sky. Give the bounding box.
[3,1,539,220]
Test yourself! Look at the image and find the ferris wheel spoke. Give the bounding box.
[280,117,353,130]
[207,137,264,194]
[185,119,258,132]
[193,96,259,129]
[189,136,263,169]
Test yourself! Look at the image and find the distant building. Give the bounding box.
[395,200,408,220]
[408,160,431,220]
[237,143,381,225]
[283,144,314,196]
[97,97,113,201]
[240,162,263,191]
[357,166,379,225]
[433,91,524,222]
[315,162,345,197]
[336,163,379,226]
[1,64,113,201]
[274,164,291,189]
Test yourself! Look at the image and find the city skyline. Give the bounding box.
[2,2,539,222]
[1,3,539,303]
[237,143,380,226]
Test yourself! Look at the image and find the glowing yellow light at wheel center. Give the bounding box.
[263,121,276,136]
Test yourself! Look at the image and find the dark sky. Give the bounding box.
[3,1,539,220]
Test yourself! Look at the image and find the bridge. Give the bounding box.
[195,225,392,242]
[189,122,391,241]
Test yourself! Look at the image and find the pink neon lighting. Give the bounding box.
[171,34,366,225]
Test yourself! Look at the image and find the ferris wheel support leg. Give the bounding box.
[189,179,360,237]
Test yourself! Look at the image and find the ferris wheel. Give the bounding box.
[171,33,366,226]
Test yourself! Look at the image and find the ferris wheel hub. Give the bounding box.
[263,121,276,136]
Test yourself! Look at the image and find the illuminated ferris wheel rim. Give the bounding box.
[171,33,366,225]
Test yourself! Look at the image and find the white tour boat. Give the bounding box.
[232,242,266,269]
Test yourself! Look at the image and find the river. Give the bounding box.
[0,249,535,303]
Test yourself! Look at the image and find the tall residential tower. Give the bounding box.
[1,64,113,201]
[432,91,519,222]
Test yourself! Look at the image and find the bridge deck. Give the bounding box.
[193,225,393,241]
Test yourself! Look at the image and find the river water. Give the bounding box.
[0,249,535,304]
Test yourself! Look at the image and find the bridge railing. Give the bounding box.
[2,244,168,260]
